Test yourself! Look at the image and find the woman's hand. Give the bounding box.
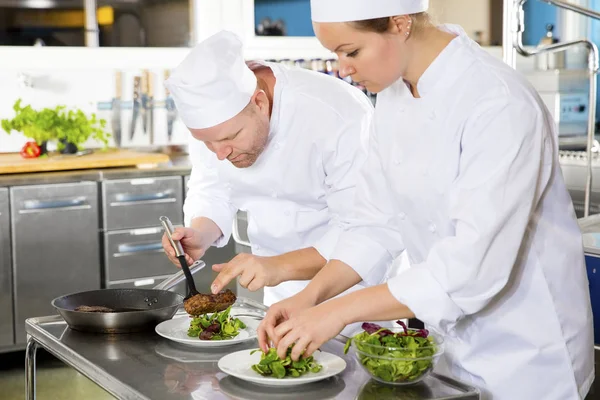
[272,300,347,361]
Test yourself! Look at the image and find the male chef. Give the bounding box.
[161,30,376,310]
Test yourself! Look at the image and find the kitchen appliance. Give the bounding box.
[522,68,590,148]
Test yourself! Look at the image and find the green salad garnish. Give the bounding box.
[250,346,323,379]
[344,320,437,384]
[187,305,246,340]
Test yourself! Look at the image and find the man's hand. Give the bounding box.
[162,227,205,267]
[210,253,284,294]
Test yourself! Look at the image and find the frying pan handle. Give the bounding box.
[154,260,206,291]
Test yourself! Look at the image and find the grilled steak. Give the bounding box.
[184,289,237,316]
[74,305,115,313]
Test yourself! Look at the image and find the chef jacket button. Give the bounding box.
[271,191,277,198]
[284,210,291,216]
[274,143,281,150]
[429,223,437,233]
[429,111,436,120]
[398,212,406,220]
[394,158,402,165]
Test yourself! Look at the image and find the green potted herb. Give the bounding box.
[1,99,110,156]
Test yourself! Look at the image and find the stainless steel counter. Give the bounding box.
[25,311,480,400]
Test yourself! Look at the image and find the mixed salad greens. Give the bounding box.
[187,305,246,340]
[250,346,323,379]
[344,320,437,384]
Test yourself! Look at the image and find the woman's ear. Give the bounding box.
[390,15,412,37]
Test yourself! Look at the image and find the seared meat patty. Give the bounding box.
[184,289,237,316]
[75,305,115,313]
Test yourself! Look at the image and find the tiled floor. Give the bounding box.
[0,350,114,400]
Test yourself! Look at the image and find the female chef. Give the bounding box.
[257,1,595,399]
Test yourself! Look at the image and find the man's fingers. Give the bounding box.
[212,263,225,272]
[211,264,242,294]
[238,270,255,288]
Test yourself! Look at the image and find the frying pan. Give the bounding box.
[51,261,205,334]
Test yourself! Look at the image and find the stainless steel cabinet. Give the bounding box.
[10,182,101,343]
[102,176,183,230]
[102,176,184,289]
[0,188,13,347]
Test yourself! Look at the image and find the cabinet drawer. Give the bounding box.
[105,227,175,282]
[102,176,183,230]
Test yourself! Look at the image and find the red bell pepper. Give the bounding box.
[20,141,41,159]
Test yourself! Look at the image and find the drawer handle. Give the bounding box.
[110,191,176,206]
[113,242,164,257]
[19,197,91,214]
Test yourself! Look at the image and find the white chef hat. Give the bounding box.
[311,0,429,23]
[164,30,257,129]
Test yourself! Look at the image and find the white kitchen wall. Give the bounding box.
[0,47,192,153]
[430,0,492,44]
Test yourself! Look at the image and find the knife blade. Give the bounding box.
[140,71,148,136]
[165,70,176,143]
[130,76,142,141]
[146,70,154,145]
[112,71,122,147]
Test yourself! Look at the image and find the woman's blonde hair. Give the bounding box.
[349,12,432,36]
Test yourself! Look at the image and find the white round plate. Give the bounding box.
[217,349,347,387]
[155,315,259,348]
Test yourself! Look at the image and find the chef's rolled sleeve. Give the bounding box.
[331,231,393,285]
[387,267,464,333]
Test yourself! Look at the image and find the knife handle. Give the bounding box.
[141,71,149,95]
[115,71,122,100]
[133,76,141,101]
[147,71,154,98]
[164,69,171,96]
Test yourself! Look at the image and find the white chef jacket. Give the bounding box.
[184,62,374,308]
[331,25,595,399]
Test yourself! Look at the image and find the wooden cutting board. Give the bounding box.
[0,149,171,174]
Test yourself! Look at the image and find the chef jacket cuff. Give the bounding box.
[330,232,393,286]
[184,208,233,249]
[387,266,464,334]
[313,226,342,260]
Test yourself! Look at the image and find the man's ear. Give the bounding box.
[252,89,270,116]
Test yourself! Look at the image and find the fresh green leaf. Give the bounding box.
[250,345,323,379]
[186,305,246,341]
[1,99,110,149]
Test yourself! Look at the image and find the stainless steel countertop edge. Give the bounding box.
[25,316,150,400]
